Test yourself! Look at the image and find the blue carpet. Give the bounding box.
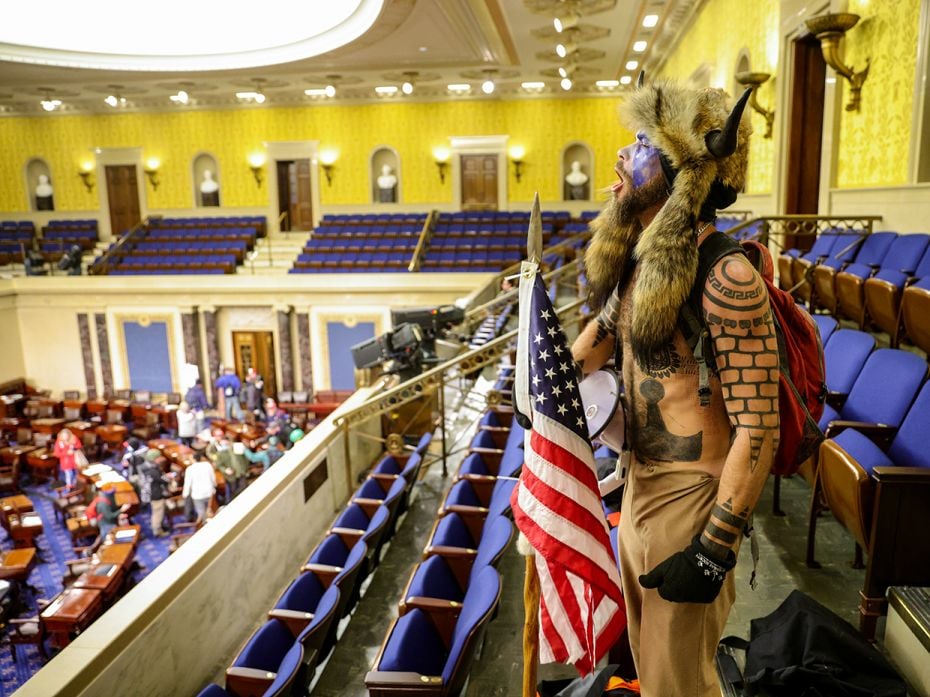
[0,470,172,695]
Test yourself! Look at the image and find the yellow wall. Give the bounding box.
[0,302,25,383]
[835,0,921,188]
[659,0,779,196]
[0,99,634,212]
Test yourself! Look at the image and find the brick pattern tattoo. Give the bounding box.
[699,257,780,559]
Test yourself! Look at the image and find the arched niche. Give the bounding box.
[370,146,400,203]
[192,152,221,207]
[25,158,54,211]
[688,63,713,89]
[560,142,593,201]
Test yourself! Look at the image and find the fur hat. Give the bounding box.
[585,78,752,365]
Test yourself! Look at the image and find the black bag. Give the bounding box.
[719,590,906,697]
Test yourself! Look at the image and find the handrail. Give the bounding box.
[336,296,585,430]
[461,257,582,334]
[726,214,882,251]
[277,210,289,234]
[462,228,592,319]
[408,210,439,272]
[88,219,148,276]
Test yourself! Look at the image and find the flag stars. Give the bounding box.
[538,349,550,362]
[564,381,575,392]
[534,332,544,345]
[536,392,548,405]
[545,367,556,380]
[540,308,551,320]
[576,417,586,429]
[559,361,571,373]
[571,398,580,409]
[547,324,559,338]
[532,373,541,387]
[557,403,568,416]
[551,384,562,398]
[553,344,563,356]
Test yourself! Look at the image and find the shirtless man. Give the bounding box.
[572,78,778,696]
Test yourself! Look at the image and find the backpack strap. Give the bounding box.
[680,232,747,406]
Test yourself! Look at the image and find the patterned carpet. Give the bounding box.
[0,469,172,695]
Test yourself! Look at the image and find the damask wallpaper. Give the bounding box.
[835,0,920,188]
[658,0,779,196]
[0,98,634,212]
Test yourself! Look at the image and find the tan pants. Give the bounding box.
[150,498,166,535]
[618,460,736,697]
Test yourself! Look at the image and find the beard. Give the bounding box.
[584,174,669,313]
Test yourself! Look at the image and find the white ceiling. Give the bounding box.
[0,0,701,115]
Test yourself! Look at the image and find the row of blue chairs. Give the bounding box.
[110,268,228,275]
[433,223,555,235]
[289,267,411,274]
[152,216,265,227]
[795,316,930,569]
[424,250,521,265]
[132,240,248,252]
[321,213,427,224]
[311,225,423,236]
[430,236,527,251]
[197,433,433,697]
[468,303,514,349]
[294,251,411,267]
[366,384,521,695]
[146,227,258,239]
[303,239,416,253]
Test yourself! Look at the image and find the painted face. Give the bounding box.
[613,132,664,198]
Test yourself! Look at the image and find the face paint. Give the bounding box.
[627,132,663,188]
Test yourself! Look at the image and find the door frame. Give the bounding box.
[92,147,145,241]
[231,330,277,397]
[775,0,841,215]
[449,135,509,210]
[264,141,321,234]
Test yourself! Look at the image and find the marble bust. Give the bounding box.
[377,164,397,203]
[200,169,220,207]
[565,161,589,200]
[35,174,54,211]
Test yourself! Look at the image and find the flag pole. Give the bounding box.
[520,193,544,697]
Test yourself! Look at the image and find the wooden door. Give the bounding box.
[105,165,141,237]
[784,35,827,250]
[461,155,498,211]
[275,160,314,232]
[232,331,277,398]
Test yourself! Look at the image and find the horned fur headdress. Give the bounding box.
[585,75,752,366]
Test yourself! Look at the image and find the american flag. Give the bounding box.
[510,265,626,676]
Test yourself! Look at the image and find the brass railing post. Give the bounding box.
[439,373,448,477]
[341,420,353,505]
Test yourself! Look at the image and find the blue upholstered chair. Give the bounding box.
[366,566,502,697]
[836,233,930,326]
[814,381,930,568]
[440,478,516,545]
[370,451,424,515]
[811,231,896,314]
[811,313,839,346]
[403,515,514,606]
[778,229,844,293]
[270,573,341,668]
[218,619,304,697]
[823,329,876,409]
[865,238,930,346]
[807,348,928,566]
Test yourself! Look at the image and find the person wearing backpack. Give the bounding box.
[571,76,787,697]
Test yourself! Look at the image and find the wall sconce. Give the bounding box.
[144,158,161,190]
[433,146,450,184]
[805,13,869,112]
[734,72,775,138]
[319,150,338,187]
[509,145,526,183]
[78,162,95,193]
[247,152,266,187]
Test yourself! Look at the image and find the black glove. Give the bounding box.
[639,536,736,603]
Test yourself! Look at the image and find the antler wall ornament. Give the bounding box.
[805,13,870,112]
[735,72,775,138]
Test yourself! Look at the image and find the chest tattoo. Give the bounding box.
[634,377,703,462]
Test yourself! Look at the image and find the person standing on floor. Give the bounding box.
[140,449,171,537]
[183,451,217,524]
[53,428,83,487]
[214,367,243,421]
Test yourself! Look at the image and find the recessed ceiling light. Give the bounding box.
[596,80,620,88]
[554,12,579,33]
[447,83,470,93]
[170,90,189,104]
[481,79,495,94]
[305,85,336,98]
[633,40,648,52]
[236,90,265,103]
[402,81,414,95]
[521,81,546,90]
[643,14,659,28]
[625,60,639,70]
[104,94,126,108]
[560,77,573,91]
[40,98,61,112]
[556,41,577,58]
[375,85,398,95]
[418,46,428,52]
[620,75,633,85]
[325,84,336,98]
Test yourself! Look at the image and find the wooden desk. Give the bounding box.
[31,418,66,435]
[0,547,37,583]
[73,562,125,603]
[64,420,96,439]
[0,417,24,438]
[96,543,133,568]
[112,483,140,516]
[146,438,176,452]
[86,399,108,416]
[40,587,104,648]
[107,400,130,419]
[63,399,86,418]
[105,524,141,550]
[0,444,39,468]
[151,404,178,431]
[0,494,33,513]
[0,395,25,419]
[7,510,43,548]
[95,424,128,448]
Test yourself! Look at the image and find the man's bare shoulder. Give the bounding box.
[700,254,770,325]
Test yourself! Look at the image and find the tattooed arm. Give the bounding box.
[571,284,622,376]
[700,255,780,559]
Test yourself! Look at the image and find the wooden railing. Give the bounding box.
[407,210,439,272]
[726,214,883,251]
[87,220,148,275]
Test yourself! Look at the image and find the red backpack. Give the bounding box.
[85,494,107,523]
[681,232,826,476]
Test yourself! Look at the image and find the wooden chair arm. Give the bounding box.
[329,526,365,549]
[467,446,504,458]
[300,563,341,587]
[824,420,897,446]
[398,597,461,648]
[225,666,276,697]
[351,497,384,518]
[424,545,478,559]
[267,608,314,637]
[365,671,444,691]
[825,391,847,410]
